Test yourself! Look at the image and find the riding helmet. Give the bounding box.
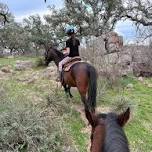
[65,25,76,35]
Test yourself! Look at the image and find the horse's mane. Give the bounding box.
[103,113,129,152]
[50,47,64,59]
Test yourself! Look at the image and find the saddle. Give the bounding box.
[62,56,82,72]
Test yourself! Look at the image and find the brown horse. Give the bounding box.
[85,108,130,152]
[44,47,97,113]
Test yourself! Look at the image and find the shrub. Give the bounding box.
[0,87,77,152]
[35,57,45,67]
[111,95,137,116]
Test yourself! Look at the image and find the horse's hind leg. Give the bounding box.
[63,85,73,98]
[67,86,73,98]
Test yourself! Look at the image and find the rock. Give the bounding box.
[1,65,13,73]
[0,71,5,77]
[104,31,123,53]
[0,71,11,80]
[138,77,144,82]
[126,83,134,89]
[147,84,152,88]
[15,60,34,71]
[133,62,152,77]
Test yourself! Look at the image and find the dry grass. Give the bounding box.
[0,85,77,152]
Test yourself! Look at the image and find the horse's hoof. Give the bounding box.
[70,95,73,98]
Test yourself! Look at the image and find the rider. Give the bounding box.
[58,25,80,76]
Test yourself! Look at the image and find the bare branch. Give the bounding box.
[125,14,152,26]
[0,12,9,24]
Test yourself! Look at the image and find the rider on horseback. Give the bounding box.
[58,25,80,75]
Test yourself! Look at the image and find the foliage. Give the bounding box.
[45,0,123,38]
[23,14,59,51]
[35,57,46,67]
[0,85,77,152]
[0,21,30,55]
[0,2,11,26]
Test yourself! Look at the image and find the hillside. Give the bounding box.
[0,57,152,152]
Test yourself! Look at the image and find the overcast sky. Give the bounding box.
[1,0,137,42]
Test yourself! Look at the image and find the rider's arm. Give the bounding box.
[64,40,70,55]
[63,47,70,55]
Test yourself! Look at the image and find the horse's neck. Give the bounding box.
[53,51,64,67]
[54,57,62,67]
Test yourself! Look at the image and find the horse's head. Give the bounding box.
[44,47,64,66]
[86,108,130,152]
[44,48,55,66]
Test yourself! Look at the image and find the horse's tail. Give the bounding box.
[86,65,97,113]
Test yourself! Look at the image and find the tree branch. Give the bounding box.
[126,14,152,26]
[0,12,9,25]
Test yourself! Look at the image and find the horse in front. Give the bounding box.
[44,47,97,117]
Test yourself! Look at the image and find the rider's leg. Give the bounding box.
[57,56,71,82]
[58,56,71,72]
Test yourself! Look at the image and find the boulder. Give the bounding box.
[147,84,152,88]
[0,71,5,77]
[138,77,144,82]
[1,65,13,73]
[126,83,134,89]
[133,62,152,77]
[104,32,123,53]
[15,60,34,71]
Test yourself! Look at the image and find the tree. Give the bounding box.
[23,15,59,53]
[0,22,30,54]
[121,0,152,26]
[45,0,124,37]
[120,0,152,40]
[0,2,11,26]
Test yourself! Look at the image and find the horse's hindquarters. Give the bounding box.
[63,71,76,87]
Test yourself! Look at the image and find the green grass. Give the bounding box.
[0,57,152,151]
[0,56,37,68]
[0,57,87,152]
[97,76,152,151]
[66,110,88,152]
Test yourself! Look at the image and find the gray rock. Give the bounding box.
[15,60,34,71]
[1,65,13,73]
[126,83,134,89]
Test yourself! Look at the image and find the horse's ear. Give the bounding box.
[117,108,130,127]
[85,109,97,127]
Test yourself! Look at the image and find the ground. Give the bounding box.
[0,56,152,152]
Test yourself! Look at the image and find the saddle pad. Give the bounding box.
[63,61,84,72]
[65,56,81,65]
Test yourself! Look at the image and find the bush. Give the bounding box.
[0,87,77,152]
[35,57,45,67]
[110,95,137,116]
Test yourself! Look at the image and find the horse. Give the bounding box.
[85,108,130,152]
[44,47,97,114]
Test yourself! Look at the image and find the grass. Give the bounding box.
[0,56,37,68]
[0,56,87,152]
[0,56,152,151]
[97,76,152,151]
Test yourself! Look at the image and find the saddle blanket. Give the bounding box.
[63,57,84,72]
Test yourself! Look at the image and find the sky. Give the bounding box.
[1,0,137,43]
